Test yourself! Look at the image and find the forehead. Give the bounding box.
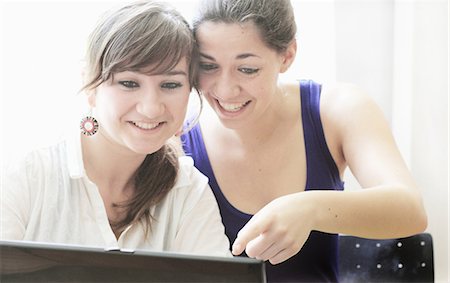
[196,21,266,52]
[137,56,189,76]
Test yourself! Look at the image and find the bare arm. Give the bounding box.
[232,83,427,264]
[315,83,426,236]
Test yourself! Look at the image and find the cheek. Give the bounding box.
[95,105,115,128]
[259,71,279,93]
[178,95,190,113]
[95,97,125,125]
[169,93,190,118]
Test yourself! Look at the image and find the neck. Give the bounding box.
[81,133,145,193]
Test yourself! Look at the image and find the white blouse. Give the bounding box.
[1,134,231,257]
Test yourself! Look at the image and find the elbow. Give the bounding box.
[393,185,428,236]
[414,205,428,233]
[409,190,428,234]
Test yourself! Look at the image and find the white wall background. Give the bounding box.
[333,1,448,281]
[1,0,448,281]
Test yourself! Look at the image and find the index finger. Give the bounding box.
[231,213,269,256]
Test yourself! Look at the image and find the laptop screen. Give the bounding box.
[0,240,266,282]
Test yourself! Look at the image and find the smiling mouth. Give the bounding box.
[217,100,251,112]
[131,121,163,130]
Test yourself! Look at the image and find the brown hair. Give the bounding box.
[193,0,296,53]
[81,0,197,232]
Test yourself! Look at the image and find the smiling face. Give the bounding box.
[89,58,190,156]
[196,21,293,129]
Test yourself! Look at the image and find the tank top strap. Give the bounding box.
[300,80,344,190]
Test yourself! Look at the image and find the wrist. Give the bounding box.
[296,191,321,232]
[302,190,338,233]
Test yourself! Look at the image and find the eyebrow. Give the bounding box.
[164,70,188,76]
[200,52,260,61]
[236,53,260,59]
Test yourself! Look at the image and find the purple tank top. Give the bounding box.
[182,80,344,282]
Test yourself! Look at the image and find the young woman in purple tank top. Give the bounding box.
[182,0,428,281]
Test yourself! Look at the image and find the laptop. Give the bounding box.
[0,240,266,282]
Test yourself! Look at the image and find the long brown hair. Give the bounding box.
[81,0,198,232]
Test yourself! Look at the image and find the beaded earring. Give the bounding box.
[80,116,98,136]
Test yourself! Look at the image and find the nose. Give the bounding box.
[136,90,165,118]
[213,71,240,101]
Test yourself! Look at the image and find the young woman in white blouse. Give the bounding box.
[1,0,230,257]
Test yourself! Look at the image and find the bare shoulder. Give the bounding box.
[320,82,375,112]
[320,82,387,129]
[318,83,391,170]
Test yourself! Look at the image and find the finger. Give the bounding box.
[268,234,308,265]
[245,232,276,259]
[252,228,294,261]
[232,214,270,255]
[255,244,279,261]
[255,237,285,261]
[268,247,298,265]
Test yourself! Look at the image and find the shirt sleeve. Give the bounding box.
[1,153,34,240]
[171,158,232,257]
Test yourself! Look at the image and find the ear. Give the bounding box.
[280,39,297,73]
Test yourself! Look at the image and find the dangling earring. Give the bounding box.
[80,116,98,136]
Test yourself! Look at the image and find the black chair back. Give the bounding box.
[338,233,434,282]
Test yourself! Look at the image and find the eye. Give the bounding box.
[239,67,259,75]
[161,82,183,89]
[199,63,218,72]
[119,80,139,89]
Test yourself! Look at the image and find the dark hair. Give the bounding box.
[193,0,297,53]
[81,0,197,233]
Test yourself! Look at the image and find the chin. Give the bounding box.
[216,117,247,130]
[129,144,164,156]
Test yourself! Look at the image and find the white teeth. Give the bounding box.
[133,121,160,130]
[218,101,249,112]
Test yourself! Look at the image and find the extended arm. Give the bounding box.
[311,83,427,236]
[232,83,427,264]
